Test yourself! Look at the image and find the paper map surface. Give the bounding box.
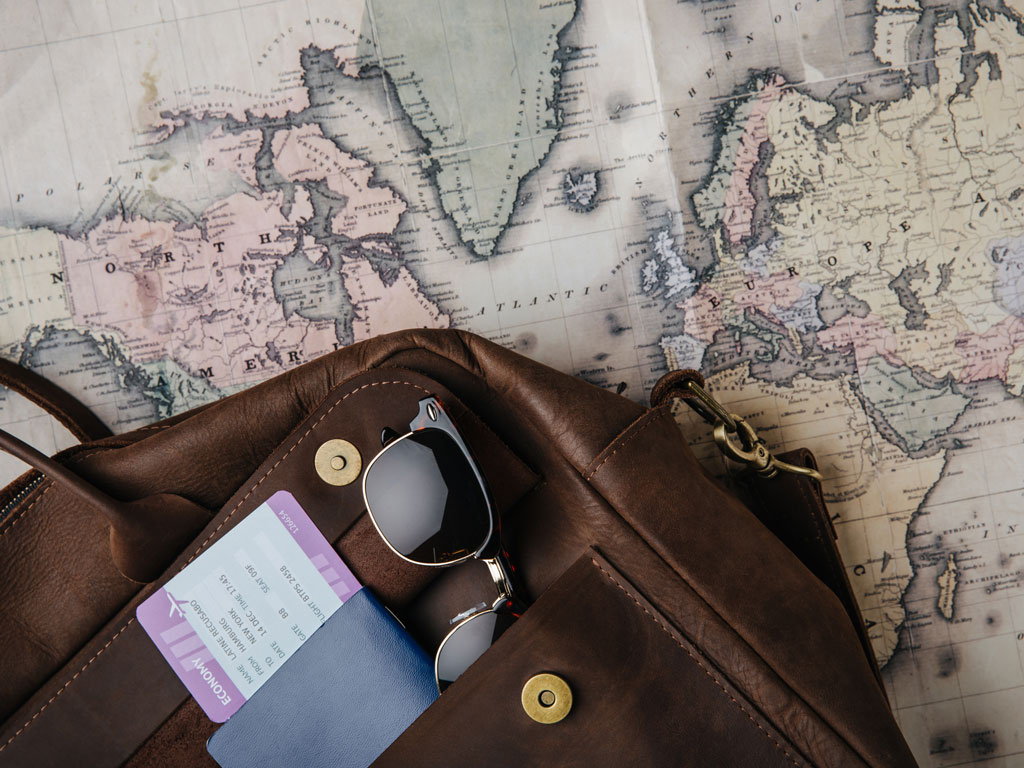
[2,0,1024,763]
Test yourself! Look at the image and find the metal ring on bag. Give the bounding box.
[713,416,771,473]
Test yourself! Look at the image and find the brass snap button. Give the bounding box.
[521,673,572,724]
[314,439,362,486]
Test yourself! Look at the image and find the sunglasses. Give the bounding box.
[362,396,523,692]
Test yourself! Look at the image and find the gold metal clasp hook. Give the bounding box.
[681,377,738,433]
[713,415,770,472]
[678,378,823,482]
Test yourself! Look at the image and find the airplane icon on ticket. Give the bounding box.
[166,592,189,620]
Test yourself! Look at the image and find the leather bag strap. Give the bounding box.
[0,356,112,442]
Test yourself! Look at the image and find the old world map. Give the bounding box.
[2,0,1023,763]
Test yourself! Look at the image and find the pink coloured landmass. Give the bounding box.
[289,186,315,224]
[202,127,263,188]
[954,316,1024,382]
[60,217,192,348]
[734,270,805,315]
[60,190,336,388]
[332,48,363,78]
[817,314,905,368]
[61,44,438,396]
[722,75,785,246]
[270,124,407,238]
[343,258,450,342]
[679,284,725,344]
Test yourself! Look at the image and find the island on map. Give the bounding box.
[563,168,599,212]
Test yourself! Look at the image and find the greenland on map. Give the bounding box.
[1,0,1024,764]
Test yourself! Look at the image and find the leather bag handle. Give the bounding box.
[0,359,211,582]
[0,426,211,582]
[0,356,112,442]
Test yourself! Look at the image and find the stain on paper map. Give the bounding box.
[2,0,1024,764]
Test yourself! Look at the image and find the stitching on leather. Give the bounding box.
[0,445,127,540]
[0,378,430,751]
[0,618,137,752]
[589,558,805,768]
[182,379,431,567]
[394,364,538,477]
[585,407,669,481]
[584,446,866,766]
[0,482,53,539]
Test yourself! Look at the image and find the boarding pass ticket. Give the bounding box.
[137,490,360,721]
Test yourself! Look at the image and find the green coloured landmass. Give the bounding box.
[365,0,576,256]
[859,356,970,452]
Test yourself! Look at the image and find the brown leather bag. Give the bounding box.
[0,329,916,767]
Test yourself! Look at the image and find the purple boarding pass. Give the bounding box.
[137,490,360,721]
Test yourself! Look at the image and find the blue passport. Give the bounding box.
[207,588,438,768]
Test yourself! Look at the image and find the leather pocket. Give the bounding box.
[375,549,811,768]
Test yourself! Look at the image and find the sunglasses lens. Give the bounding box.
[436,610,517,692]
[364,428,491,565]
